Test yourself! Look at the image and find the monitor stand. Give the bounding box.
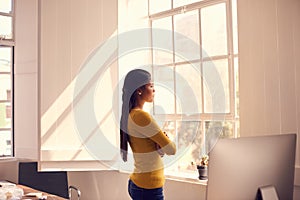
[256,185,279,200]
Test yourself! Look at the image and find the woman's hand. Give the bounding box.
[155,143,164,157]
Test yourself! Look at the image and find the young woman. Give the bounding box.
[120,69,176,200]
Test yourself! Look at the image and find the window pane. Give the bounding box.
[152,17,173,65]
[203,59,230,113]
[0,47,12,72]
[232,0,239,54]
[0,130,12,156]
[175,63,202,114]
[153,66,175,114]
[173,0,204,8]
[234,57,239,116]
[205,121,234,152]
[149,0,171,15]
[0,102,11,128]
[0,74,11,101]
[201,3,227,58]
[0,0,12,14]
[160,120,176,141]
[159,120,178,172]
[0,15,13,39]
[177,121,202,172]
[174,10,200,62]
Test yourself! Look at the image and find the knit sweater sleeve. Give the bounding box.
[129,110,176,155]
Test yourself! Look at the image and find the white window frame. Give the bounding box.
[148,0,239,177]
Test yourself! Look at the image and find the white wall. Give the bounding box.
[238,0,300,199]
[14,0,38,159]
[67,171,206,200]
[39,0,120,167]
[0,0,38,186]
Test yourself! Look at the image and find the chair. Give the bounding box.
[69,185,81,200]
[18,162,80,199]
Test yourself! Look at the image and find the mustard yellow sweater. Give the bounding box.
[128,109,176,189]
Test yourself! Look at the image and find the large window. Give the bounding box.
[118,0,238,178]
[148,0,239,177]
[0,0,14,157]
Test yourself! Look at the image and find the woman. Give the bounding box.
[120,69,176,200]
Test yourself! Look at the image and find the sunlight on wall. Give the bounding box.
[41,66,119,162]
[40,29,120,165]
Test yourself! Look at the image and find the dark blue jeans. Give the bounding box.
[128,179,164,200]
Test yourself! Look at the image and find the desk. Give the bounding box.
[18,184,67,200]
[0,181,68,200]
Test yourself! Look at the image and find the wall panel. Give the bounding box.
[14,0,38,160]
[39,0,118,169]
[238,0,300,198]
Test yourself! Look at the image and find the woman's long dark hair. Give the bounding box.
[120,69,151,162]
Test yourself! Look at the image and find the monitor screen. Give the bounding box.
[206,133,296,200]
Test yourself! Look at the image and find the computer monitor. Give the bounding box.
[206,133,297,200]
[18,162,69,199]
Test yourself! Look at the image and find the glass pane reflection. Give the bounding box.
[201,3,227,58]
[176,63,202,114]
[0,0,12,14]
[174,10,200,62]
[152,17,173,65]
[153,66,175,114]
[0,15,13,39]
[203,59,230,113]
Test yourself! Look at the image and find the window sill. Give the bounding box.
[165,173,208,186]
[118,169,207,185]
[0,157,16,161]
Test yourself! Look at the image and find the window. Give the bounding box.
[148,0,239,177]
[0,0,14,157]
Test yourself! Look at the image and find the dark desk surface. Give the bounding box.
[18,184,68,200]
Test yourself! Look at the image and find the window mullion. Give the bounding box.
[149,0,228,20]
[0,12,13,17]
[0,40,15,46]
[172,15,177,115]
[226,0,236,119]
[198,8,205,115]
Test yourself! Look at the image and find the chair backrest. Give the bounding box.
[18,162,69,199]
